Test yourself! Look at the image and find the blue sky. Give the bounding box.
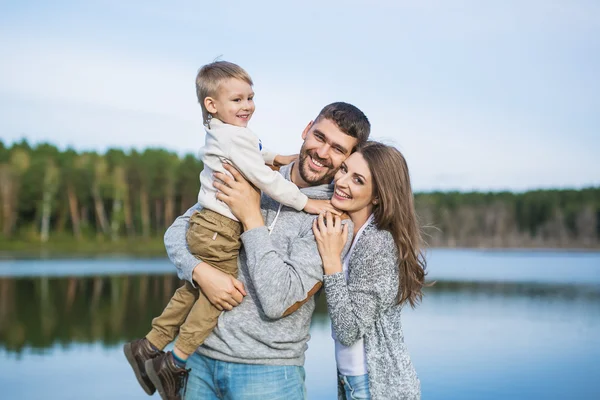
[1,0,598,191]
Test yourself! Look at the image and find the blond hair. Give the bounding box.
[195,61,253,125]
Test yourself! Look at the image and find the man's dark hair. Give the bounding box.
[314,102,370,148]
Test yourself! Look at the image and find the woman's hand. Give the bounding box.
[213,163,264,231]
[312,211,348,275]
[192,262,247,311]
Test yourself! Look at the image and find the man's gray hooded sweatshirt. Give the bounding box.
[164,163,352,366]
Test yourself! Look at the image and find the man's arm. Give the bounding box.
[241,221,321,319]
[242,217,354,320]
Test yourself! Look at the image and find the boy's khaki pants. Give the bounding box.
[146,209,242,355]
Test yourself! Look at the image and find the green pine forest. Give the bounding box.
[0,139,598,255]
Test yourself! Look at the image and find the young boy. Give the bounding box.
[124,61,336,400]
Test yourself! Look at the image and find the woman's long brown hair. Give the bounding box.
[359,142,427,308]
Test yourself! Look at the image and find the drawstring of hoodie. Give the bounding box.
[267,203,283,235]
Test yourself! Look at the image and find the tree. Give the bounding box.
[90,154,110,236]
[1,146,31,237]
[105,149,129,241]
[40,158,60,242]
[177,154,202,214]
[60,149,83,239]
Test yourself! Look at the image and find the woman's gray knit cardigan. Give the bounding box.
[323,220,421,400]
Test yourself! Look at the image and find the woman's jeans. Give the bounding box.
[183,352,307,400]
[339,373,371,400]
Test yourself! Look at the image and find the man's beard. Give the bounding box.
[297,145,337,186]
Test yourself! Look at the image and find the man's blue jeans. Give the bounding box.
[183,352,307,400]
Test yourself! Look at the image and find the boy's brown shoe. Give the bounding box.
[145,352,190,400]
[123,338,163,395]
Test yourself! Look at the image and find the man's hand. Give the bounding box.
[214,164,264,231]
[192,262,246,311]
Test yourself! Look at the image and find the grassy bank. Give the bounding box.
[1,237,598,260]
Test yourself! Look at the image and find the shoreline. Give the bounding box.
[1,242,599,261]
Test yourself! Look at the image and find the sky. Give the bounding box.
[1,0,599,192]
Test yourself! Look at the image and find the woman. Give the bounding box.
[312,141,427,400]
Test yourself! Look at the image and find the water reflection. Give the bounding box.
[2,274,599,353]
[0,275,180,352]
[427,280,600,300]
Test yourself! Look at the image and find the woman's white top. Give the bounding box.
[332,213,374,376]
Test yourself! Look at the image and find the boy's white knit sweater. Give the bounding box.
[198,118,308,221]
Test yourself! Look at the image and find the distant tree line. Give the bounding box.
[417,189,599,248]
[0,140,598,248]
[0,140,202,243]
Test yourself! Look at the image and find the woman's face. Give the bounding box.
[331,152,376,214]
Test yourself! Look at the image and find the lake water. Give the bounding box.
[1,249,599,399]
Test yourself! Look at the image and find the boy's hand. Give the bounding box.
[304,199,342,216]
[273,154,298,167]
[192,262,246,311]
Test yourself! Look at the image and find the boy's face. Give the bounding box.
[205,78,255,127]
[295,118,357,187]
